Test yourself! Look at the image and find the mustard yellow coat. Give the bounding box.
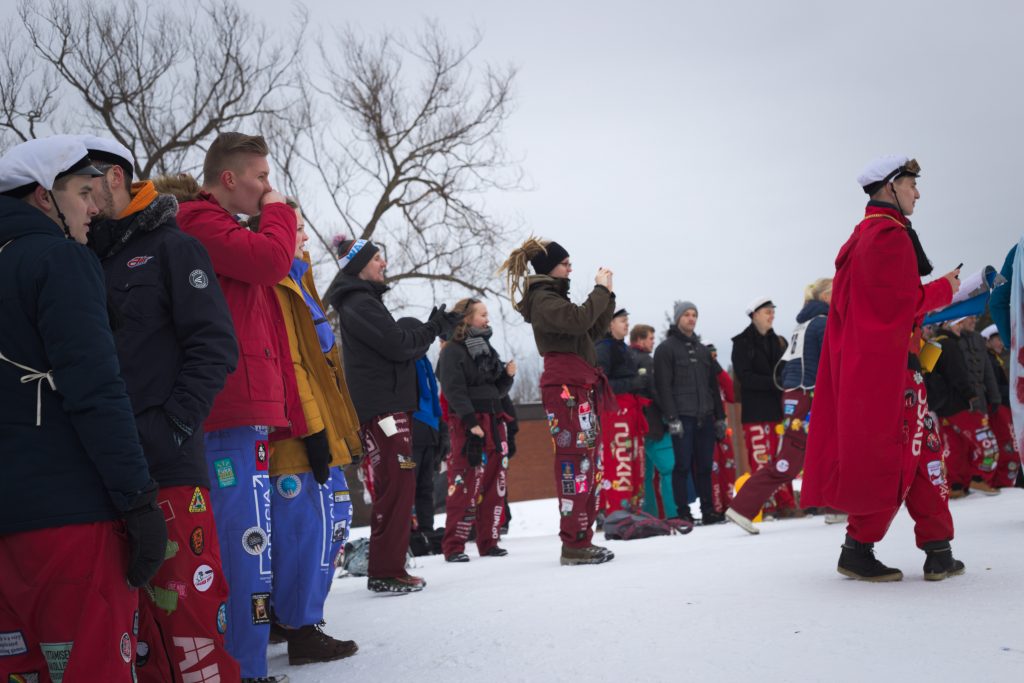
[270,256,363,476]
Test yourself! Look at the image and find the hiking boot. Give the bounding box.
[445,552,470,563]
[286,623,358,665]
[837,535,903,582]
[969,479,1000,496]
[948,486,967,499]
[483,546,508,557]
[560,544,615,566]
[725,507,759,535]
[269,620,288,644]
[242,676,289,683]
[922,541,966,581]
[700,511,726,525]
[367,574,426,593]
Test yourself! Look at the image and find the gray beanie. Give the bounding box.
[673,300,698,322]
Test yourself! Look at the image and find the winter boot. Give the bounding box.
[922,541,966,581]
[700,511,726,525]
[286,623,358,665]
[837,535,903,582]
[242,676,289,683]
[968,478,1000,496]
[445,552,470,563]
[725,507,759,535]
[268,620,288,645]
[560,544,615,566]
[367,574,426,593]
[483,546,508,557]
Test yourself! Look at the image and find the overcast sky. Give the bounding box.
[248,0,1020,365]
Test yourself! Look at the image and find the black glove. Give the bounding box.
[124,481,169,588]
[667,418,684,436]
[303,430,332,485]
[464,432,485,467]
[427,304,461,340]
[165,411,194,448]
[714,419,727,441]
[437,422,451,471]
[506,429,517,458]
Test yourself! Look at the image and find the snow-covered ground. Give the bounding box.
[273,490,1024,683]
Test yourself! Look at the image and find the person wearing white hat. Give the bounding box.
[0,135,167,681]
[981,324,1019,487]
[80,136,242,682]
[802,155,965,582]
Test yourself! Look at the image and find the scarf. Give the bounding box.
[464,326,504,380]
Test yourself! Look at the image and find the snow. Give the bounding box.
[273,490,1024,682]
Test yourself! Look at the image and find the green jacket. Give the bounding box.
[518,275,615,367]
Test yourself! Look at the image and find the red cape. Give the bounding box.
[801,205,951,515]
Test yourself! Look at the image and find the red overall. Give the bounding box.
[731,389,812,519]
[136,485,239,683]
[540,353,616,549]
[846,369,954,546]
[0,521,138,683]
[942,411,1000,489]
[711,436,737,513]
[599,392,649,514]
[989,405,1020,487]
[741,422,796,513]
[442,412,511,557]
[360,412,416,579]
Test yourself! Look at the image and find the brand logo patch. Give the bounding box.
[188,269,209,289]
[126,255,154,269]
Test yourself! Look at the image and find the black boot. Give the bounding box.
[286,623,358,665]
[922,541,966,581]
[837,535,903,582]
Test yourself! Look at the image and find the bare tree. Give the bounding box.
[0,25,59,149]
[274,21,522,298]
[10,0,306,178]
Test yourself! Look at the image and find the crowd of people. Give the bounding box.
[0,131,1018,683]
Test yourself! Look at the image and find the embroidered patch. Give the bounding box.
[192,565,214,592]
[213,458,236,488]
[216,603,228,634]
[126,255,154,269]
[187,487,207,513]
[136,640,150,667]
[561,461,575,480]
[776,459,790,473]
[926,432,942,453]
[152,586,180,615]
[561,480,574,496]
[164,540,179,560]
[578,402,593,431]
[332,520,348,543]
[580,457,590,473]
[241,526,269,556]
[556,430,572,448]
[927,460,944,486]
[119,632,132,663]
[574,474,588,494]
[0,631,28,657]
[189,527,205,556]
[397,453,416,469]
[188,269,209,289]
[254,441,270,471]
[251,593,271,625]
[7,672,40,683]
[159,499,175,522]
[501,456,509,469]
[275,474,302,499]
[560,499,574,516]
[166,581,188,600]
[333,490,351,503]
[40,642,73,682]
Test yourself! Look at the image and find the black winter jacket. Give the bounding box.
[326,274,439,424]
[0,197,153,534]
[595,334,640,395]
[731,323,785,423]
[925,333,975,417]
[988,349,1010,407]
[628,345,665,440]
[653,327,724,421]
[91,193,238,489]
[957,330,1001,410]
[436,336,513,429]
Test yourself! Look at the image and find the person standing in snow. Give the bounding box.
[726,279,831,534]
[500,237,617,565]
[630,324,678,519]
[981,325,1019,487]
[801,156,965,582]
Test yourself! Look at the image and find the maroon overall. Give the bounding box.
[360,411,416,579]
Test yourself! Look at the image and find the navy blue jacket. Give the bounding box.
[779,300,828,390]
[91,193,238,489]
[0,197,152,534]
[595,334,640,395]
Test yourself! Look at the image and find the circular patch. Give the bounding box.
[775,423,786,436]
[501,456,509,469]
[923,414,935,432]
[580,458,590,473]
[189,269,209,289]
[136,640,150,667]
[904,389,916,408]
[776,459,790,473]
[216,602,227,634]
[926,432,942,453]
[276,474,302,499]
[601,479,612,490]
[120,632,132,662]
[242,526,269,556]
[189,526,205,556]
[193,564,215,592]
[447,484,456,496]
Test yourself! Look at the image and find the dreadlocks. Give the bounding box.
[498,236,550,312]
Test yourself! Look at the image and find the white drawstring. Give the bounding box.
[0,350,56,427]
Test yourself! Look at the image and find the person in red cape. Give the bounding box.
[801,155,965,582]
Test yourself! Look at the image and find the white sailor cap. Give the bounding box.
[78,135,135,176]
[857,155,920,194]
[0,135,103,197]
[745,296,775,316]
[980,324,999,339]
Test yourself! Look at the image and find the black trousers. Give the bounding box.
[670,416,716,517]
[411,441,438,531]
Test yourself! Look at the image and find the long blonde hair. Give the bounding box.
[804,277,833,304]
[498,236,550,311]
[449,297,481,342]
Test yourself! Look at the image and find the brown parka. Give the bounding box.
[518,275,615,367]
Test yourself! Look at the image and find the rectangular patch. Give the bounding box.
[332,520,348,543]
[158,499,175,522]
[8,672,40,683]
[397,453,416,470]
[0,631,28,657]
[560,498,574,516]
[39,642,73,682]
[574,474,589,494]
[578,402,593,431]
[214,458,236,488]
[255,440,270,471]
[333,490,351,503]
[561,480,575,496]
[251,593,271,625]
[560,461,575,480]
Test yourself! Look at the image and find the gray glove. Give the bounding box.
[667,418,684,436]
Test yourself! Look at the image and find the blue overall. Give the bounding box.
[270,466,352,627]
[204,425,274,678]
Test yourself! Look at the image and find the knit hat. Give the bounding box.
[530,241,570,275]
[336,238,380,276]
[857,156,920,195]
[673,300,698,322]
[0,135,103,198]
[745,296,775,316]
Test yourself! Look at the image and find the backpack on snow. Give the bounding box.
[603,510,693,540]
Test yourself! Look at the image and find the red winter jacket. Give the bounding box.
[176,193,306,435]
[801,204,952,515]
